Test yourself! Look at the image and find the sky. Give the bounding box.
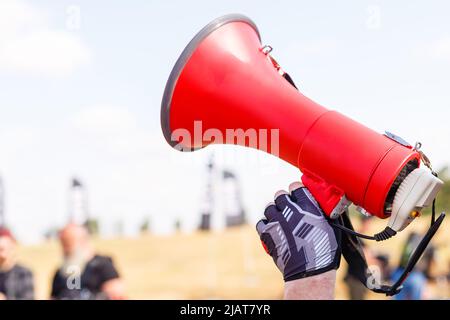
[0,0,449,243]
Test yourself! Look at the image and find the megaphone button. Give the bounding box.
[410,211,421,218]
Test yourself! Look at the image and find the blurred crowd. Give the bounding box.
[0,224,125,300]
[0,219,449,300]
[344,216,449,300]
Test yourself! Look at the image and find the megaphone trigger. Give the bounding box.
[301,173,350,219]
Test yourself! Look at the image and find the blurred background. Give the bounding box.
[0,0,449,299]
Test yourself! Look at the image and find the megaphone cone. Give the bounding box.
[161,14,441,228]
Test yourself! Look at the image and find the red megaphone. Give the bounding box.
[161,14,443,236]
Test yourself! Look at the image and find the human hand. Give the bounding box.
[256,182,341,282]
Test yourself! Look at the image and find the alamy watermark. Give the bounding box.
[366,264,383,290]
[65,265,81,290]
[172,121,280,154]
[170,121,281,174]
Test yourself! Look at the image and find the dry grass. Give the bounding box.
[16,216,450,300]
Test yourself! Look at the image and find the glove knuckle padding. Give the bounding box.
[274,192,289,210]
[293,188,323,217]
[263,204,278,221]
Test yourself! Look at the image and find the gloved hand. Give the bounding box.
[256,182,341,282]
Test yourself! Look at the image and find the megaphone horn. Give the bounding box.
[160,14,443,239]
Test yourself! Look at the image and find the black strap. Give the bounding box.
[282,73,298,89]
[386,212,445,295]
[337,207,445,296]
[336,211,396,294]
[332,220,376,240]
[431,198,436,225]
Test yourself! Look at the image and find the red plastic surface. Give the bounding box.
[301,172,345,216]
[166,21,421,218]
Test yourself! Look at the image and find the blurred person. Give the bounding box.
[51,223,125,300]
[0,227,34,300]
[374,254,392,283]
[391,232,436,300]
[447,260,450,283]
[444,260,450,297]
[256,182,341,299]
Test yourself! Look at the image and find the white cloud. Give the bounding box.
[0,0,91,76]
[0,30,91,76]
[0,0,45,38]
[66,105,197,236]
[70,105,153,155]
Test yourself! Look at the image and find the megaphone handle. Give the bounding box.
[301,173,350,219]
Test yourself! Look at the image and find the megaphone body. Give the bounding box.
[161,14,443,235]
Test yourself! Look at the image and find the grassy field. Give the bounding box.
[16,216,450,300]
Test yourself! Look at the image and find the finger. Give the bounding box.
[294,187,323,216]
[256,219,268,236]
[264,202,278,221]
[289,181,305,202]
[274,190,289,210]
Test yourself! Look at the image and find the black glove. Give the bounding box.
[256,182,341,282]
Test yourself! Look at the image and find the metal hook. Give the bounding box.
[261,45,273,55]
[413,142,422,151]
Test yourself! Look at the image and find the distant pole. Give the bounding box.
[0,176,4,227]
[199,154,215,231]
[68,177,88,225]
[223,169,246,227]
